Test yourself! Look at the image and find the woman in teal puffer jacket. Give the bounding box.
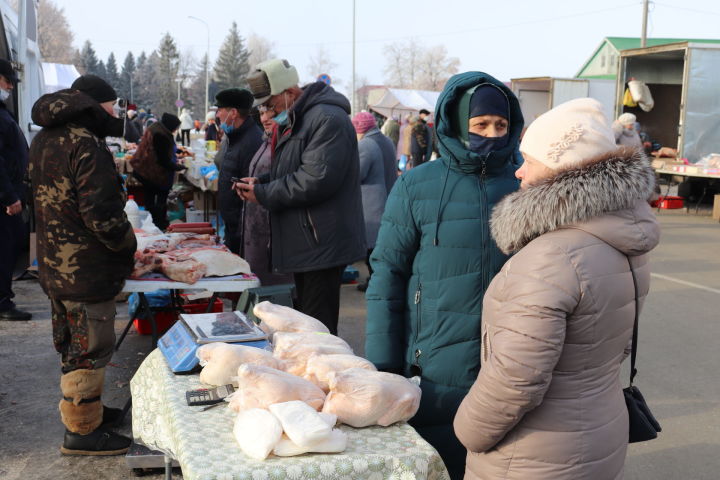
[365,71,524,479]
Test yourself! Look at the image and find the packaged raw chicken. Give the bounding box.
[272,409,345,457]
[268,401,332,447]
[253,301,329,339]
[196,342,279,386]
[322,368,421,428]
[273,331,353,376]
[233,408,283,460]
[227,364,326,412]
[304,353,377,392]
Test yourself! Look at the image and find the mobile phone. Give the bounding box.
[231,177,248,184]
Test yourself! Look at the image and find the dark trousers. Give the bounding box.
[180,129,191,146]
[293,265,345,335]
[143,186,170,231]
[0,212,24,311]
[365,248,374,278]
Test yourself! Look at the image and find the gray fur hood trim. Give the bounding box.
[491,148,655,254]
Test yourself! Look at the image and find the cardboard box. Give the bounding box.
[713,194,720,220]
[193,190,216,211]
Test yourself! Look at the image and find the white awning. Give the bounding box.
[41,62,81,94]
[367,87,440,119]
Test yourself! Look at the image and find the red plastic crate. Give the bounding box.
[655,195,684,209]
[132,297,224,335]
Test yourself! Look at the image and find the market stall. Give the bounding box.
[131,346,449,480]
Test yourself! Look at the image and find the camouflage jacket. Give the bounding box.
[29,90,136,302]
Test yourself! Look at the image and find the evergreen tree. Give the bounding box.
[135,51,161,113]
[118,52,136,102]
[188,53,210,114]
[96,60,107,81]
[156,33,181,115]
[75,40,99,75]
[105,53,120,92]
[213,22,250,90]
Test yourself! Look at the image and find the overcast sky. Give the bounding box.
[55,0,720,91]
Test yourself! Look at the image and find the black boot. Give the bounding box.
[101,405,125,428]
[61,427,131,456]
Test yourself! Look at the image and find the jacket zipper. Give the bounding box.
[479,157,490,291]
[305,209,320,244]
[413,282,423,370]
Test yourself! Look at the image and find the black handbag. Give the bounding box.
[623,257,662,443]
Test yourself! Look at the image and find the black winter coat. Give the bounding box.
[0,101,29,207]
[217,118,263,249]
[254,82,366,273]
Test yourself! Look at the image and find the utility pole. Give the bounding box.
[351,0,356,115]
[641,0,649,48]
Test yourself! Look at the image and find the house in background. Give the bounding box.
[576,36,720,79]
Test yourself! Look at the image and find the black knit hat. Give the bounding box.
[215,88,254,111]
[161,113,181,132]
[71,74,117,103]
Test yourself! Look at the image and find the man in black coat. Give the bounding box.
[215,88,263,254]
[238,59,365,335]
[0,59,31,321]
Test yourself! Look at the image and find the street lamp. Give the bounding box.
[188,15,210,116]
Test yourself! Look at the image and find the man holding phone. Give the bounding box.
[215,88,262,254]
[237,58,365,335]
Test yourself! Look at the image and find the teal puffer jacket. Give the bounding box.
[365,71,523,474]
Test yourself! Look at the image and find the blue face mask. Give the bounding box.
[274,110,289,127]
[220,122,234,134]
[468,132,509,156]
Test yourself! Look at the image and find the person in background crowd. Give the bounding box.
[410,113,430,168]
[123,109,141,144]
[398,114,412,169]
[365,72,524,479]
[238,58,365,335]
[613,112,643,149]
[29,74,136,455]
[419,108,438,159]
[454,98,659,480]
[205,111,218,142]
[179,108,193,146]
[352,111,397,292]
[0,59,31,321]
[381,115,400,147]
[131,113,186,230]
[134,111,147,133]
[236,109,294,286]
[215,88,262,254]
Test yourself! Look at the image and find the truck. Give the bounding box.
[511,77,615,126]
[0,0,44,141]
[615,42,720,162]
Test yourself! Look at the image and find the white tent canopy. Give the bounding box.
[367,87,440,119]
[42,63,81,94]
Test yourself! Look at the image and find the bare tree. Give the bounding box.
[247,33,276,70]
[383,40,458,91]
[416,45,460,91]
[306,45,338,84]
[37,0,75,63]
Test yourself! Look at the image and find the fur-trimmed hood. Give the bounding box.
[491,148,660,255]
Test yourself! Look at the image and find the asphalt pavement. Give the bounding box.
[0,208,718,480]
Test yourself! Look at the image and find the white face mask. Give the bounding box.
[0,88,10,102]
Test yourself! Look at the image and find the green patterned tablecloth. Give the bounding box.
[131,349,450,480]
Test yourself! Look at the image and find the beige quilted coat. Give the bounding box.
[454,149,660,480]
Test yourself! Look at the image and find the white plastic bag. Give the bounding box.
[227,364,326,412]
[254,301,330,339]
[196,342,279,386]
[628,80,654,112]
[140,214,163,235]
[304,353,377,391]
[268,401,332,448]
[322,368,422,427]
[233,408,283,460]
[273,331,353,376]
[273,429,347,457]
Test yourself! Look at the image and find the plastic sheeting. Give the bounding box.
[367,87,440,119]
[683,47,720,162]
[42,62,80,94]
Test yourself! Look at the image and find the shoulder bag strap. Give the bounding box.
[627,256,639,386]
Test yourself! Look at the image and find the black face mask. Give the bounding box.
[99,114,125,138]
[468,132,509,156]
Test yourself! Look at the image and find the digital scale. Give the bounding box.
[158,311,269,373]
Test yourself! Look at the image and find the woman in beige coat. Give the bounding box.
[454,98,660,480]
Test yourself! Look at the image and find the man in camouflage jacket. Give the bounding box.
[29,75,136,456]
